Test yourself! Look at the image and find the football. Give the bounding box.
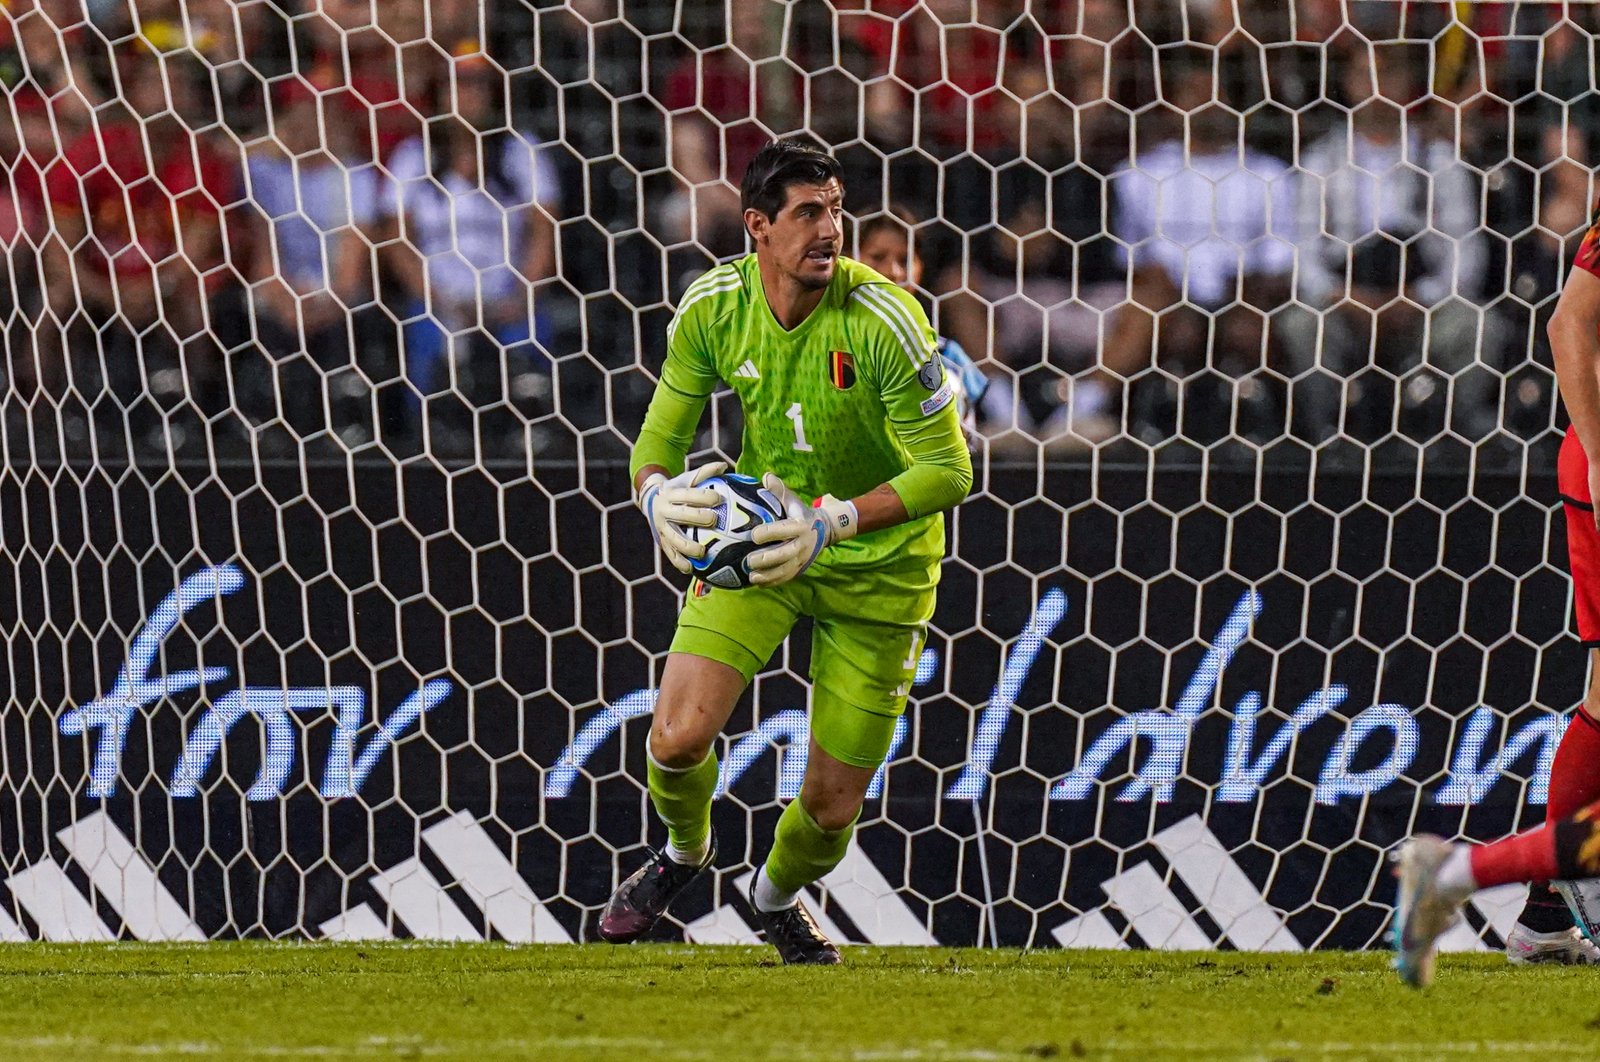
[686,474,795,589]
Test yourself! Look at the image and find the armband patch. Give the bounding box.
[921,378,955,416]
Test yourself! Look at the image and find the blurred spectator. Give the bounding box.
[1101,68,1296,443]
[134,0,278,136]
[1530,9,1600,149]
[660,1,796,257]
[840,3,1090,232]
[936,187,1124,450]
[1053,6,1131,172]
[1495,125,1594,439]
[381,43,560,454]
[1508,126,1594,309]
[855,206,989,446]
[45,52,232,336]
[243,74,383,441]
[1290,41,1491,444]
[43,49,236,451]
[847,0,1071,160]
[0,0,1582,467]
[0,83,52,405]
[305,0,428,163]
[0,84,52,249]
[7,0,104,130]
[531,0,646,163]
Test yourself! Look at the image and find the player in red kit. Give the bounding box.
[1391,213,1600,986]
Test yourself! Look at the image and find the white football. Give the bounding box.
[685,474,792,589]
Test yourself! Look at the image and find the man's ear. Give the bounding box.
[744,208,768,245]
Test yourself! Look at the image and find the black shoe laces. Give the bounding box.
[629,850,703,916]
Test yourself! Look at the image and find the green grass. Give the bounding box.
[0,943,1592,1061]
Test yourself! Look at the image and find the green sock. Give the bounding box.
[646,748,719,861]
[763,798,857,894]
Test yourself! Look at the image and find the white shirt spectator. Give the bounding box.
[1295,127,1484,308]
[382,131,560,309]
[247,158,383,291]
[1111,140,1297,307]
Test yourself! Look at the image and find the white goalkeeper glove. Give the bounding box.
[638,461,727,574]
[747,472,858,587]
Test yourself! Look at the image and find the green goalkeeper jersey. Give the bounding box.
[631,253,972,569]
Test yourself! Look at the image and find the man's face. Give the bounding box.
[125,64,170,121]
[749,179,844,291]
[1345,47,1417,109]
[859,227,921,289]
[454,70,499,123]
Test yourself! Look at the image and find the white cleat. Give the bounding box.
[1391,835,1468,989]
[1504,923,1600,965]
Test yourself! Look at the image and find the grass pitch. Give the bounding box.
[0,943,1592,1061]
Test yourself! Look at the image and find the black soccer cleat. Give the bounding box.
[747,880,842,965]
[596,835,716,944]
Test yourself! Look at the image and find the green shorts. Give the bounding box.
[671,556,938,769]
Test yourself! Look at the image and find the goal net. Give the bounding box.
[0,0,1586,950]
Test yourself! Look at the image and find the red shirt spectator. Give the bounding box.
[843,1,1060,155]
[46,119,233,280]
[304,16,428,163]
[1,86,56,246]
[661,49,777,186]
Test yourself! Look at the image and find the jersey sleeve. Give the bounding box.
[851,283,973,519]
[629,287,723,482]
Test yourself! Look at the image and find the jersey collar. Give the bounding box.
[745,254,836,343]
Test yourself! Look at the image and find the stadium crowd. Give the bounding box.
[0,0,1590,466]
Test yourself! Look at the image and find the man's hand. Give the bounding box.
[638,462,728,574]
[747,473,858,587]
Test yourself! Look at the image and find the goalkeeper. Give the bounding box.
[598,137,972,964]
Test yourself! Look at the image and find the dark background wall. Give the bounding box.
[0,454,1574,948]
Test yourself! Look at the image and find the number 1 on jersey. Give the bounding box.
[786,402,813,452]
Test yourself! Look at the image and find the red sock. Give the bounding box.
[1546,709,1600,822]
[1471,826,1559,889]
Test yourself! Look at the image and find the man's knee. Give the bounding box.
[647,716,713,770]
[648,653,747,768]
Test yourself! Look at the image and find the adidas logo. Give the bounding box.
[1,810,571,943]
[1047,814,1520,953]
[0,808,1523,951]
[734,360,760,380]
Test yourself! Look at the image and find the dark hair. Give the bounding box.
[428,121,517,202]
[740,136,844,220]
[425,67,516,202]
[856,205,917,248]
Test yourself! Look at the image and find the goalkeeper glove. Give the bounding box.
[638,461,727,574]
[747,472,858,587]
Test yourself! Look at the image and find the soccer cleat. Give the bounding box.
[1504,923,1600,965]
[746,882,842,965]
[1391,835,1467,989]
[596,836,716,944]
[1552,878,1600,945]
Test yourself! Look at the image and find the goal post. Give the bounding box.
[0,1,1586,949]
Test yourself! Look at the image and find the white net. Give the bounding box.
[0,0,1589,949]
